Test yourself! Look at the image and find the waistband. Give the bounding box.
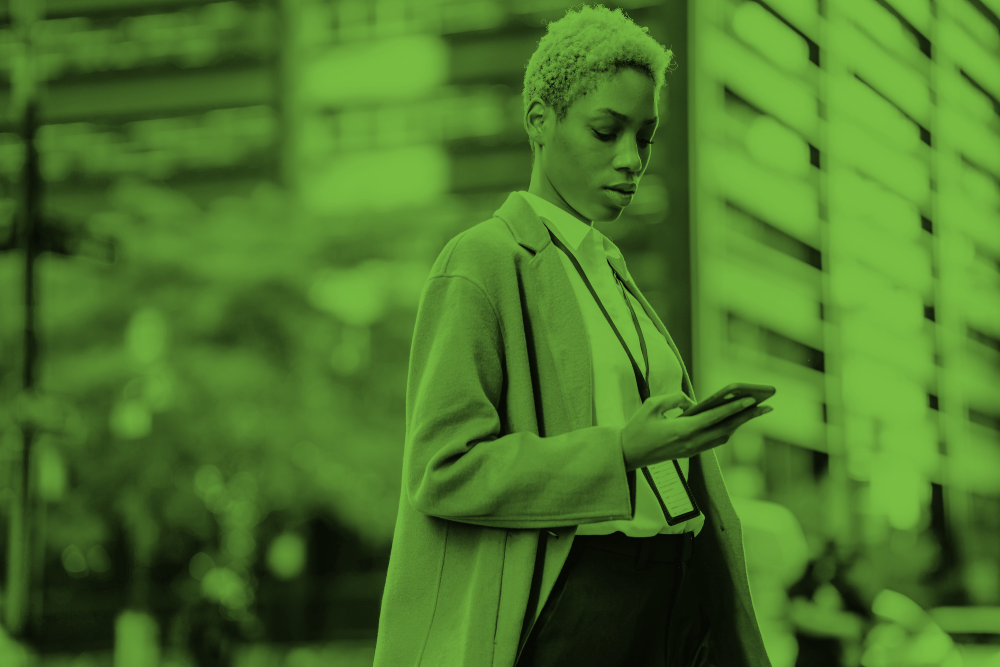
[574,531,694,569]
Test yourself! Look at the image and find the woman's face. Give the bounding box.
[525,67,658,224]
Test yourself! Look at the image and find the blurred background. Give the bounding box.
[0,0,998,665]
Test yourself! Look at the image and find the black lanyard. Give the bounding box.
[546,229,651,403]
[546,225,702,526]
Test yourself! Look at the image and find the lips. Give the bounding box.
[607,184,636,193]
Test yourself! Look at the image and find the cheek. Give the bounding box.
[551,137,583,169]
[563,137,597,166]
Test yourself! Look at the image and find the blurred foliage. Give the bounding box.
[0,174,427,647]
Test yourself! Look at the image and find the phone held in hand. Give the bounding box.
[681,382,776,417]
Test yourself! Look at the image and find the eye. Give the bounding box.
[592,130,655,148]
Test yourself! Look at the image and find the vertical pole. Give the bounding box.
[817,0,858,559]
[275,0,302,198]
[3,0,44,641]
[271,0,289,190]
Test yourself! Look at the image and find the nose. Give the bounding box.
[614,141,643,172]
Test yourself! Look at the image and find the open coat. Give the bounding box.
[373,192,772,667]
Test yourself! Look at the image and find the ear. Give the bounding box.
[524,97,548,150]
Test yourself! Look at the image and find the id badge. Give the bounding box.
[641,460,701,525]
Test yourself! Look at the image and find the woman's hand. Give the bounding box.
[621,392,772,471]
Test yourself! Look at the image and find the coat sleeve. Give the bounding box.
[404,273,638,529]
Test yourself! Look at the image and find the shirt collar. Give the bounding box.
[517,190,632,283]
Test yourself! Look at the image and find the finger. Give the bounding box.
[709,406,770,438]
[695,408,754,441]
[696,397,754,429]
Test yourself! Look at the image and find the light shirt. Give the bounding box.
[517,190,704,538]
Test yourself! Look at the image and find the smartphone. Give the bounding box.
[681,382,776,418]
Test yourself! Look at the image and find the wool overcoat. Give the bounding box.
[373,192,772,667]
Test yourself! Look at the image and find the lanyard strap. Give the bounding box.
[546,229,650,403]
[545,225,702,527]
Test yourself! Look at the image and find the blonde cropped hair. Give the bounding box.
[522,3,676,159]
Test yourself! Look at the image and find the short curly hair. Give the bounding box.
[522,4,676,158]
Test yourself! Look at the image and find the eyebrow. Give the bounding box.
[594,108,658,126]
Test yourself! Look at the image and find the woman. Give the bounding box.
[374,5,773,666]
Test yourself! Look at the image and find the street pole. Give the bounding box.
[3,0,44,641]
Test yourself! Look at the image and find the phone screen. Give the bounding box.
[682,382,776,418]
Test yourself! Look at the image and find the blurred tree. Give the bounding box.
[0,173,424,658]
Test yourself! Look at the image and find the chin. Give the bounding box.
[593,209,623,224]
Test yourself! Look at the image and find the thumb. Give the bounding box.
[665,392,695,410]
[656,392,694,417]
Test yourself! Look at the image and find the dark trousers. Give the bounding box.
[516,531,695,667]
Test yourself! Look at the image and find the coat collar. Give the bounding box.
[516,190,593,251]
[493,192,640,290]
[494,191,635,286]
[492,190,557,256]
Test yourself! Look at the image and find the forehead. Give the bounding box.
[574,69,658,124]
